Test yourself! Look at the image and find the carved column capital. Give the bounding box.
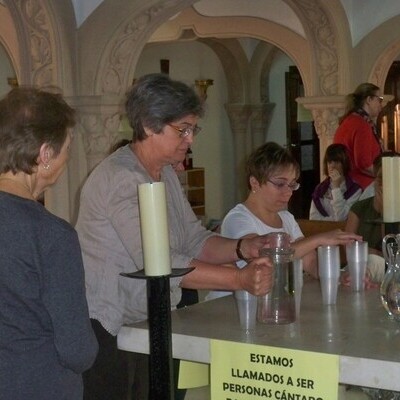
[69,95,122,172]
[297,95,346,178]
[297,96,345,140]
[224,103,252,133]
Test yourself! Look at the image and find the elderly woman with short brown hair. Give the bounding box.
[76,73,274,399]
[0,87,98,399]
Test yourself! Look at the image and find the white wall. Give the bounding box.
[266,50,293,146]
[134,41,234,223]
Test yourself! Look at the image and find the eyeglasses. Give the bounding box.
[372,95,384,103]
[168,124,202,138]
[267,179,300,192]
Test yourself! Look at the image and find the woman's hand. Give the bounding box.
[328,169,343,189]
[314,229,362,247]
[340,270,379,290]
[235,257,274,296]
[238,235,272,260]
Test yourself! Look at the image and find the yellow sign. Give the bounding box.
[211,340,339,400]
[178,360,209,389]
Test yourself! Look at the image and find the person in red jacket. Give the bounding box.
[333,82,383,190]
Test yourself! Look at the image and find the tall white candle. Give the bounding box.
[382,156,400,223]
[396,105,400,152]
[395,109,398,152]
[381,115,388,150]
[138,182,171,276]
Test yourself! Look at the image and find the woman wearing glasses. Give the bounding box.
[76,73,274,400]
[333,82,383,190]
[207,142,361,300]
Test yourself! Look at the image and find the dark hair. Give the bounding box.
[323,143,351,176]
[0,87,75,174]
[340,82,380,123]
[125,73,204,143]
[246,142,300,189]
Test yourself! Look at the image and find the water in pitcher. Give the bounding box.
[258,247,295,324]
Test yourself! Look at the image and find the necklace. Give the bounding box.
[0,177,35,200]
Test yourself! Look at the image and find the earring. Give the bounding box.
[252,189,257,194]
[43,163,50,170]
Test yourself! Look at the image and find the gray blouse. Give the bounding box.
[75,145,214,335]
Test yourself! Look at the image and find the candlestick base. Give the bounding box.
[120,267,195,279]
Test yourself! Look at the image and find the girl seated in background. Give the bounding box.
[310,143,362,221]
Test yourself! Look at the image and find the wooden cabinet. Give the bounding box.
[177,168,205,216]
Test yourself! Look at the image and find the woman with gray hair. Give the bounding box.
[76,73,274,399]
[0,87,98,399]
[333,82,383,190]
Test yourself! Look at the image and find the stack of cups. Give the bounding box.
[293,259,303,317]
[234,290,257,332]
[345,241,368,292]
[317,245,341,305]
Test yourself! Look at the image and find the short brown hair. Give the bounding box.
[125,74,203,143]
[0,87,75,174]
[246,142,300,189]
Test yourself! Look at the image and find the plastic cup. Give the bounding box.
[346,241,368,292]
[234,290,257,331]
[318,245,341,305]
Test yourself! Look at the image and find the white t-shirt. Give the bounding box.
[205,203,303,300]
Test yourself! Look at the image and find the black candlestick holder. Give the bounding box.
[121,267,194,400]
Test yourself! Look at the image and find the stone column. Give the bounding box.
[297,96,345,179]
[61,95,122,223]
[225,103,252,202]
[72,95,122,172]
[249,103,275,150]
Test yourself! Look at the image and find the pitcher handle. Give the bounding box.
[383,234,398,265]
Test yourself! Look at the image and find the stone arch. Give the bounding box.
[284,0,352,95]
[91,3,312,99]
[5,0,64,87]
[197,38,248,104]
[2,0,79,221]
[90,0,196,96]
[0,3,21,80]
[355,14,400,88]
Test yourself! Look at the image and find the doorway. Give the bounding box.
[285,66,320,219]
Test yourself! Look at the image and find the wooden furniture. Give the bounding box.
[177,168,205,217]
[118,280,400,392]
[297,218,347,265]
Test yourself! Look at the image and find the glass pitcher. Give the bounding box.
[380,234,400,320]
[257,232,296,325]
